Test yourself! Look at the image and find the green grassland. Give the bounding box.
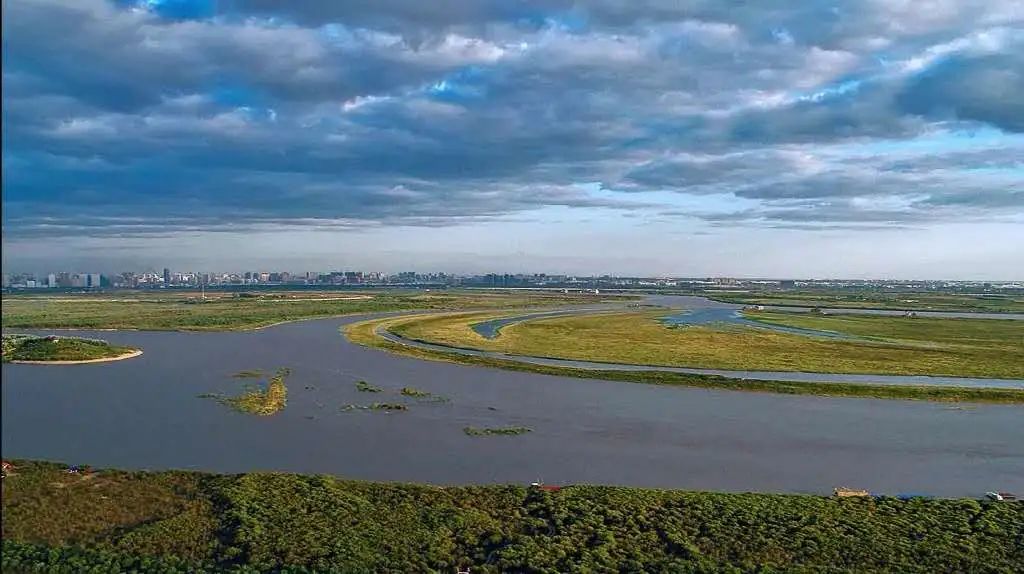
[0,289,617,331]
[3,460,1022,573]
[345,317,1024,403]
[1,334,137,363]
[709,290,1024,313]
[389,310,1024,379]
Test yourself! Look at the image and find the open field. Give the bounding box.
[346,317,1024,403]
[0,289,617,331]
[709,290,1024,313]
[389,310,1024,379]
[1,334,139,364]
[3,460,1022,573]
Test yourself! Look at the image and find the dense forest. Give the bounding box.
[3,461,1022,573]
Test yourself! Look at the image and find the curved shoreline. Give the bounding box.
[370,317,1024,390]
[7,349,144,365]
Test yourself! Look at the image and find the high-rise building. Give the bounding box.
[47,273,57,288]
[163,268,171,284]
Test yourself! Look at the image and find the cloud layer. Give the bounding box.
[2,0,1022,266]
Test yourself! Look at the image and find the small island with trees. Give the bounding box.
[1,334,141,365]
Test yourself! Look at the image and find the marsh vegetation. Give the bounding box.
[202,368,291,416]
[3,460,1022,573]
[345,317,1024,403]
[354,380,382,392]
[231,369,264,379]
[0,289,620,331]
[710,289,1024,313]
[399,386,431,397]
[463,426,533,436]
[340,402,408,412]
[1,334,138,363]
[388,310,1024,379]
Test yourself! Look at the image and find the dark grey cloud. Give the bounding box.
[898,53,1024,132]
[2,0,1022,240]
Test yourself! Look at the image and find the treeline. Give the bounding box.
[3,461,1023,573]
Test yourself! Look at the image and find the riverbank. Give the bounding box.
[2,459,1020,573]
[6,349,143,365]
[345,317,1024,403]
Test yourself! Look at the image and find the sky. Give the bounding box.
[2,0,1023,278]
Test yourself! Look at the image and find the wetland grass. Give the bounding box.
[400,386,431,397]
[344,317,1024,404]
[340,402,408,412]
[202,368,291,416]
[463,426,533,436]
[389,310,1024,379]
[355,380,383,392]
[2,334,138,363]
[232,370,264,379]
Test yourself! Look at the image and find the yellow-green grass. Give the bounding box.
[204,368,290,415]
[1,334,138,363]
[710,291,1024,313]
[344,316,1024,403]
[0,289,621,331]
[389,310,1024,379]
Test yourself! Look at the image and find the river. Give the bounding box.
[3,313,1022,497]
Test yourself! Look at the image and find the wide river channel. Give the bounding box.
[3,297,1023,497]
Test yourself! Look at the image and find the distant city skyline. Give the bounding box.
[3,1,1022,278]
[3,265,1023,285]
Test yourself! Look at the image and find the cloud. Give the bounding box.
[2,0,1022,245]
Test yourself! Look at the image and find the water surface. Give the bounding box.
[3,315,1023,497]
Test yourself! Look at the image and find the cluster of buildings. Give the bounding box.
[3,270,1021,292]
[2,272,104,289]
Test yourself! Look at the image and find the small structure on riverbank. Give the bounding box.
[834,487,870,498]
[530,481,562,492]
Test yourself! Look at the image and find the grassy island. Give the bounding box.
[203,368,290,415]
[2,460,1022,573]
[1,334,140,364]
[387,310,1024,379]
[344,317,1024,404]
